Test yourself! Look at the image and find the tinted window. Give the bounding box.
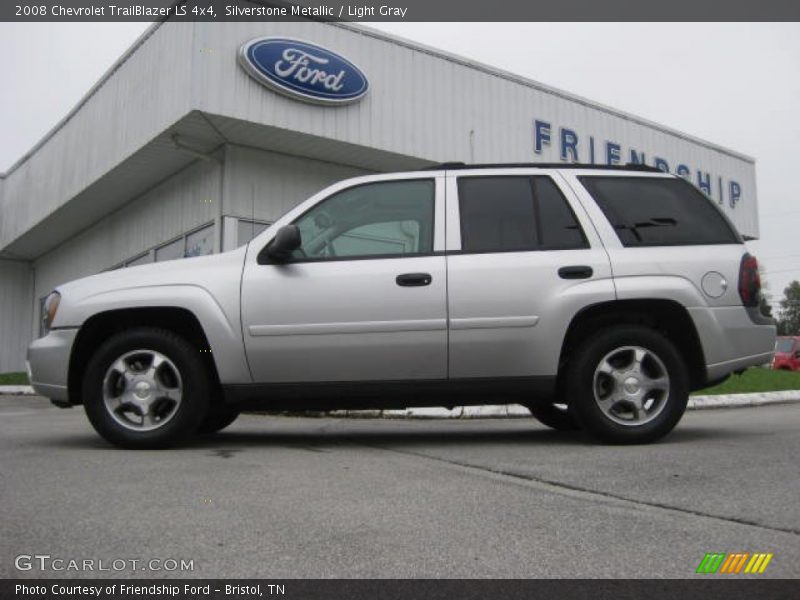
[776,339,795,353]
[458,176,586,252]
[292,179,434,260]
[332,220,422,255]
[579,176,740,247]
[458,177,536,252]
[534,177,588,250]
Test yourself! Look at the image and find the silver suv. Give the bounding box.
[28,164,776,448]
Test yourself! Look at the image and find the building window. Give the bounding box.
[186,223,215,257]
[155,238,184,262]
[38,296,47,338]
[114,223,215,268]
[155,223,215,262]
[125,252,152,267]
[237,219,270,246]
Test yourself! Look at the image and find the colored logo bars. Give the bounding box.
[696,552,773,574]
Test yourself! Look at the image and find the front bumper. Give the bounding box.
[27,328,79,402]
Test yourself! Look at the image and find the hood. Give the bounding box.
[50,246,249,329]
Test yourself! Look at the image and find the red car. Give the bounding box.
[773,336,800,371]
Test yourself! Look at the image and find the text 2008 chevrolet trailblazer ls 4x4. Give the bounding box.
[27,164,776,448]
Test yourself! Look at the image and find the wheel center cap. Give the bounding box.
[623,376,641,394]
[133,380,152,399]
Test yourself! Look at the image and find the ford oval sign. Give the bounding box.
[238,37,369,105]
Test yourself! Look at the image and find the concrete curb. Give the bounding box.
[0,385,34,396]
[688,390,800,410]
[328,390,800,418]
[2,386,799,416]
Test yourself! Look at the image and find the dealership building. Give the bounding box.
[0,19,759,373]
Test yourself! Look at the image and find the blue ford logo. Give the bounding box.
[238,37,369,105]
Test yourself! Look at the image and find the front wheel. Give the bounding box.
[82,328,210,449]
[566,326,689,444]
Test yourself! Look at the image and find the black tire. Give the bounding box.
[82,327,211,449]
[528,401,580,431]
[565,325,689,444]
[197,404,240,434]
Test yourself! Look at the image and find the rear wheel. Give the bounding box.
[528,401,580,431]
[82,328,210,449]
[566,325,689,444]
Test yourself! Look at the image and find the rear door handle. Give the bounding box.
[558,266,593,279]
[396,273,432,287]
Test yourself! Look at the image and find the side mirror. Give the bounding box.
[263,225,301,263]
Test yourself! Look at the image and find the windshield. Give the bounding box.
[776,339,795,353]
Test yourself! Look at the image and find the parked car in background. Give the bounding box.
[773,336,800,371]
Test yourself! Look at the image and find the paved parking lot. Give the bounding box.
[1,395,799,578]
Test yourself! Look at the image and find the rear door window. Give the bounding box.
[578,176,740,247]
[457,176,587,253]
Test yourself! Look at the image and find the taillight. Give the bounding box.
[738,253,761,307]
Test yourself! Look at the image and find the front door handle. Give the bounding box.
[396,273,432,287]
[558,265,593,279]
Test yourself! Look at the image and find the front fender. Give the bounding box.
[64,285,251,384]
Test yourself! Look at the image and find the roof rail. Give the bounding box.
[422,162,664,173]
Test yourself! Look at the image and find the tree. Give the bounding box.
[758,262,774,318]
[760,294,773,319]
[778,280,800,335]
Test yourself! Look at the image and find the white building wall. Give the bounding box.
[0,22,195,251]
[192,20,758,237]
[222,145,368,223]
[32,158,220,327]
[1,20,760,255]
[0,260,33,372]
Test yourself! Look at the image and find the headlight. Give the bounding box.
[41,291,61,336]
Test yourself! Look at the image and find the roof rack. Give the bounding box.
[422,162,664,173]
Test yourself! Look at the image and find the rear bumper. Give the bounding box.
[706,351,776,382]
[688,306,776,382]
[27,328,78,402]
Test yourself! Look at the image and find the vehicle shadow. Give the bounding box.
[189,425,584,449]
[186,422,755,449]
[37,421,582,451]
[33,418,758,451]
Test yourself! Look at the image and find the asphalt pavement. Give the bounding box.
[1,395,798,579]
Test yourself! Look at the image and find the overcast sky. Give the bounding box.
[1,22,798,305]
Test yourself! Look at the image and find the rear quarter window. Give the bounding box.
[578,176,741,247]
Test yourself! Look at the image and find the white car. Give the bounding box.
[28,163,776,448]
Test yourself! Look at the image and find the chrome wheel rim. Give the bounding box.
[102,349,183,432]
[592,345,670,426]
